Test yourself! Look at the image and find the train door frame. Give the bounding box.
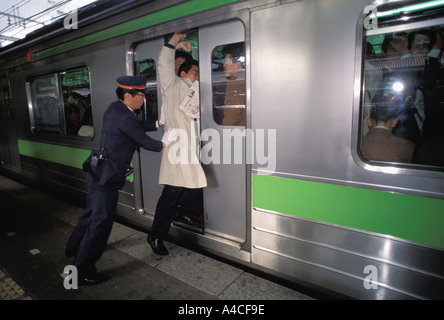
[131,37,167,217]
[123,9,252,254]
[0,76,20,172]
[199,19,249,246]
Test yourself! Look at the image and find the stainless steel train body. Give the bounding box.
[0,0,443,299]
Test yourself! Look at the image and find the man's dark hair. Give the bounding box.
[178,59,198,77]
[116,87,145,100]
[370,105,397,122]
[175,51,193,61]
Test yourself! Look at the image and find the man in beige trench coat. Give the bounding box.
[147,32,207,255]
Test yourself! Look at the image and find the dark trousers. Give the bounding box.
[150,185,203,240]
[65,173,119,276]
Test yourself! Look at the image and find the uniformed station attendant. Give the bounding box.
[65,76,177,286]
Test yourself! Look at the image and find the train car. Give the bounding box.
[0,0,443,299]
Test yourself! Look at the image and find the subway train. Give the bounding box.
[0,0,443,299]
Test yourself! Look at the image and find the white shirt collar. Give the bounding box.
[120,100,135,113]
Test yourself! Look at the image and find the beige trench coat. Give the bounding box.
[157,45,207,188]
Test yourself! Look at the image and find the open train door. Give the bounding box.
[199,20,248,245]
[133,37,165,215]
[134,21,248,247]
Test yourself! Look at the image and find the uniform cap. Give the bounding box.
[116,76,146,90]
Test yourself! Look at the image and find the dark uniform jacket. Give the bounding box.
[84,100,163,187]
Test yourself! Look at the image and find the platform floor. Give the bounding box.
[0,175,317,302]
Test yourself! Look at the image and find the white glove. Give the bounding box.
[161,127,178,147]
[159,105,165,126]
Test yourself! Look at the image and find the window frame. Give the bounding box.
[26,65,93,138]
[135,57,158,122]
[353,2,444,177]
[210,41,246,126]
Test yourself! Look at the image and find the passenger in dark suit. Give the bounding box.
[65,76,176,285]
[361,105,414,163]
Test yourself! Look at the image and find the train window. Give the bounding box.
[360,2,444,170]
[28,66,93,137]
[136,58,158,121]
[60,68,93,136]
[211,42,246,126]
[31,74,62,134]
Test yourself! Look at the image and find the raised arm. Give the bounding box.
[157,33,190,91]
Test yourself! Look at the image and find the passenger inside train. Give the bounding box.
[65,104,81,136]
[362,25,444,167]
[212,42,246,126]
[361,105,414,163]
[29,67,93,137]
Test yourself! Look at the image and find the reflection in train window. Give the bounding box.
[28,66,93,137]
[360,5,444,169]
[211,42,246,126]
[31,74,61,133]
[136,58,158,121]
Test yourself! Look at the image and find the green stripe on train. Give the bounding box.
[0,0,239,71]
[17,139,135,180]
[252,174,444,249]
[18,139,90,169]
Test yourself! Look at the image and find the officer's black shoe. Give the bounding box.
[147,236,169,255]
[78,273,110,286]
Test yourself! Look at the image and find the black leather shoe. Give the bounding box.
[179,215,201,227]
[147,236,169,255]
[78,273,110,286]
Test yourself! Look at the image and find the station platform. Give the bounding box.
[0,175,318,304]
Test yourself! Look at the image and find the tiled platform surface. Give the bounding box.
[0,175,317,301]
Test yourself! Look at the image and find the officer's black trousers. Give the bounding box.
[65,173,119,276]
